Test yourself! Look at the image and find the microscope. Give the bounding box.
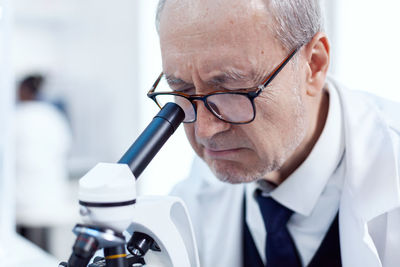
[59,103,200,267]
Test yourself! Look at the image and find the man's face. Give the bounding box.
[159,0,310,183]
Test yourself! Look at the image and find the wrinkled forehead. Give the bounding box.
[159,0,273,40]
[157,0,291,85]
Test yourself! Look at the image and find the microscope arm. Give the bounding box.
[126,196,200,267]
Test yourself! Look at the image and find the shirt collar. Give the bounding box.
[248,82,345,216]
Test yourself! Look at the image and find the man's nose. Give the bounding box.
[194,102,231,139]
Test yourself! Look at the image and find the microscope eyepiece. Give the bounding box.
[118,102,185,178]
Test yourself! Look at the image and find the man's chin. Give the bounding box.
[208,159,261,184]
[217,175,257,184]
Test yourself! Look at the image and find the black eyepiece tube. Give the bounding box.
[118,102,185,179]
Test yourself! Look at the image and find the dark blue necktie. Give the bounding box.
[256,191,302,267]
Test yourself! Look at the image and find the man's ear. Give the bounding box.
[303,32,330,97]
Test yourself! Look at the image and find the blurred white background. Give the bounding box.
[10,0,194,197]
[1,0,400,264]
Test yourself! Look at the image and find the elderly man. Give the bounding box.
[149,0,400,266]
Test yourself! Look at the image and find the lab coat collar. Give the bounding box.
[333,78,400,222]
[269,82,345,216]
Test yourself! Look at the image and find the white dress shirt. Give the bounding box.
[245,83,346,266]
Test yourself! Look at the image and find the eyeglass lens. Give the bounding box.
[155,93,254,123]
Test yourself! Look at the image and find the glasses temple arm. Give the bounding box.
[261,47,300,88]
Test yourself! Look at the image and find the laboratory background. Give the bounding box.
[0,0,400,266]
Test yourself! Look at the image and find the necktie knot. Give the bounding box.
[256,192,293,233]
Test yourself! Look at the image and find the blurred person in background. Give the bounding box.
[14,74,72,251]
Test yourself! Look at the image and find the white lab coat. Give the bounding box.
[171,79,400,267]
[14,101,72,226]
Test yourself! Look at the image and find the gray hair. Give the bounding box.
[155,0,323,50]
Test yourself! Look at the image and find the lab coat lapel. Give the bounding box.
[335,80,400,267]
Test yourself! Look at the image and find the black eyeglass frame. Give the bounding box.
[147,47,300,124]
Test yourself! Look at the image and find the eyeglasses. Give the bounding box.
[147,47,299,124]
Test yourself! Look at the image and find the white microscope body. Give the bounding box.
[78,162,200,267]
[60,103,200,267]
